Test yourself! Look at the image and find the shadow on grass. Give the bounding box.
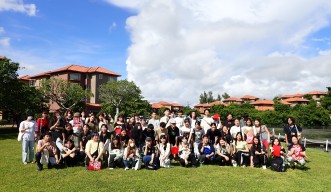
[0,133,17,140]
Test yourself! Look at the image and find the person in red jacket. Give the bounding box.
[36,111,49,140]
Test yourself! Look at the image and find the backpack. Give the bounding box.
[271,157,286,172]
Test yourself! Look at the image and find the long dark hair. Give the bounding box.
[251,136,262,152]
[111,136,121,149]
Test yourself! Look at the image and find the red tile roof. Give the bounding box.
[209,101,224,105]
[151,103,163,109]
[18,75,31,80]
[284,98,309,102]
[194,103,211,108]
[171,103,184,107]
[223,97,243,102]
[307,91,327,95]
[0,56,5,59]
[280,100,291,105]
[29,64,120,78]
[250,100,274,105]
[241,95,259,100]
[279,94,304,99]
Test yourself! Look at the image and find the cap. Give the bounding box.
[169,118,176,124]
[145,137,152,141]
[74,112,80,117]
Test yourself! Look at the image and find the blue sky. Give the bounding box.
[1,0,331,105]
[0,0,133,78]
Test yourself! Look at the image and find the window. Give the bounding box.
[69,73,81,80]
[98,74,103,80]
[108,76,114,81]
[29,79,36,87]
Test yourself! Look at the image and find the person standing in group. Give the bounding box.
[223,113,234,130]
[201,109,213,133]
[98,114,112,133]
[155,122,169,145]
[253,119,270,151]
[175,110,185,130]
[188,111,199,129]
[242,118,254,150]
[19,114,37,164]
[114,115,126,136]
[141,118,148,130]
[160,108,170,125]
[212,114,222,129]
[131,121,143,148]
[180,118,193,139]
[70,112,83,147]
[86,114,98,132]
[148,111,160,131]
[284,117,302,149]
[240,113,249,127]
[36,111,49,140]
[50,110,66,142]
[206,123,221,145]
[230,118,242,141]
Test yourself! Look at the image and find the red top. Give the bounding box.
[36,118,49,134]
[272,145,281,157]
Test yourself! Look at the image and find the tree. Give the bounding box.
[0,57,47,116]
[207,91,214,103]
[321,87,331,112]
[217,94,222,101]
[222,92,230,100]
[39,77,93,112]
[99,80,143,120]
[303,94,313,100]
[199,91,208,104]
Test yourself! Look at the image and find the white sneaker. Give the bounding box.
[262,165,266,170]
[23,162,27,165]
[132,167,135,170]
[109,168,114,170]
[232,160,237,167]
[125,167,129,170]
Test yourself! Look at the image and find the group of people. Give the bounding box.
[18,108,308,172]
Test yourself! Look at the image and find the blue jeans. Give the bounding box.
[22,139,34,163]
[143,155,157,168]
[123,158,136,168]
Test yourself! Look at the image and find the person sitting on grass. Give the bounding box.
[232,132,250,167]
[214,137,231,166]
[179,136,197,168]
[35,132,60,171]
[287,136,307,168]
[108,136,123,169]
[158,135,171,168]
[250,136,267,169]
[270,138,286,172]
[143,137,157,170]
[198,135,215,165]
[123,139,140,170]
[61,139,78,167]
[85,132,104,169]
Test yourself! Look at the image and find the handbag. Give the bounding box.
[88,161,101,170]
[171,146,178,155]
[17,132,24,142]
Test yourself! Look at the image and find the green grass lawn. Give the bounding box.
[1,133,331,192]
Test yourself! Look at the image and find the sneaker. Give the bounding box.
[148,165,154,169]
[125,167,129,170]
[109,167,114,170]
[132,167,135,170]
[37,165,43,171]
[232,160,237,167]
[23,162,27,165]
[262,165,267,170]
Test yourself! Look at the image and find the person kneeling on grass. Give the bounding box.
[61,139,78,167]
[214,137,231,166]
[85,132,104,169]
[250,136,267,169]
[232,132,250,167]
[143,137,157,170]
[108,136,123,169]
[123,139,140,170]
[158,135,171,168]
[179,136,197,168]
[198,135,215,165]
[35,132,60,171]
[287,136,307,168]
[270,138,286,172]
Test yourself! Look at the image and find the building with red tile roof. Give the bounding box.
[19,64,120,112]
[240,95,259,103]
[307,91,328,101]
[250,100,274,111]
[151,101,184,112]
[284,98,309,106]
[223,97,243,105]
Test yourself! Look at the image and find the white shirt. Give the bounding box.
[175,116,184,129]
[201,117,214,133]
[148,118,160,130]
[19,120,36,141]
[230,125,241,139]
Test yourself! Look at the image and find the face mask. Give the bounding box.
[130,143,135,147]
[27,116,33,121]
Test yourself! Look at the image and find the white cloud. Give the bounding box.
[106,0,331,105]
[0,37,10,47]
[0,27,4,34]
[0,0,37,16]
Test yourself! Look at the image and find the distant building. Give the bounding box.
[250,100,275,111]
[222,97,243,105]
[151,101,184,113]
[307,91,327,101]
[19,64,121,112]
[240,95,259,103]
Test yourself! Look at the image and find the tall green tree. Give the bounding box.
[0,57,48,117]
[39,77,93,112]
[321,87,331,112]
[217,94,222,101]
[222,92,230,100]
[99,80,145,120]
[199,91,208,104]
